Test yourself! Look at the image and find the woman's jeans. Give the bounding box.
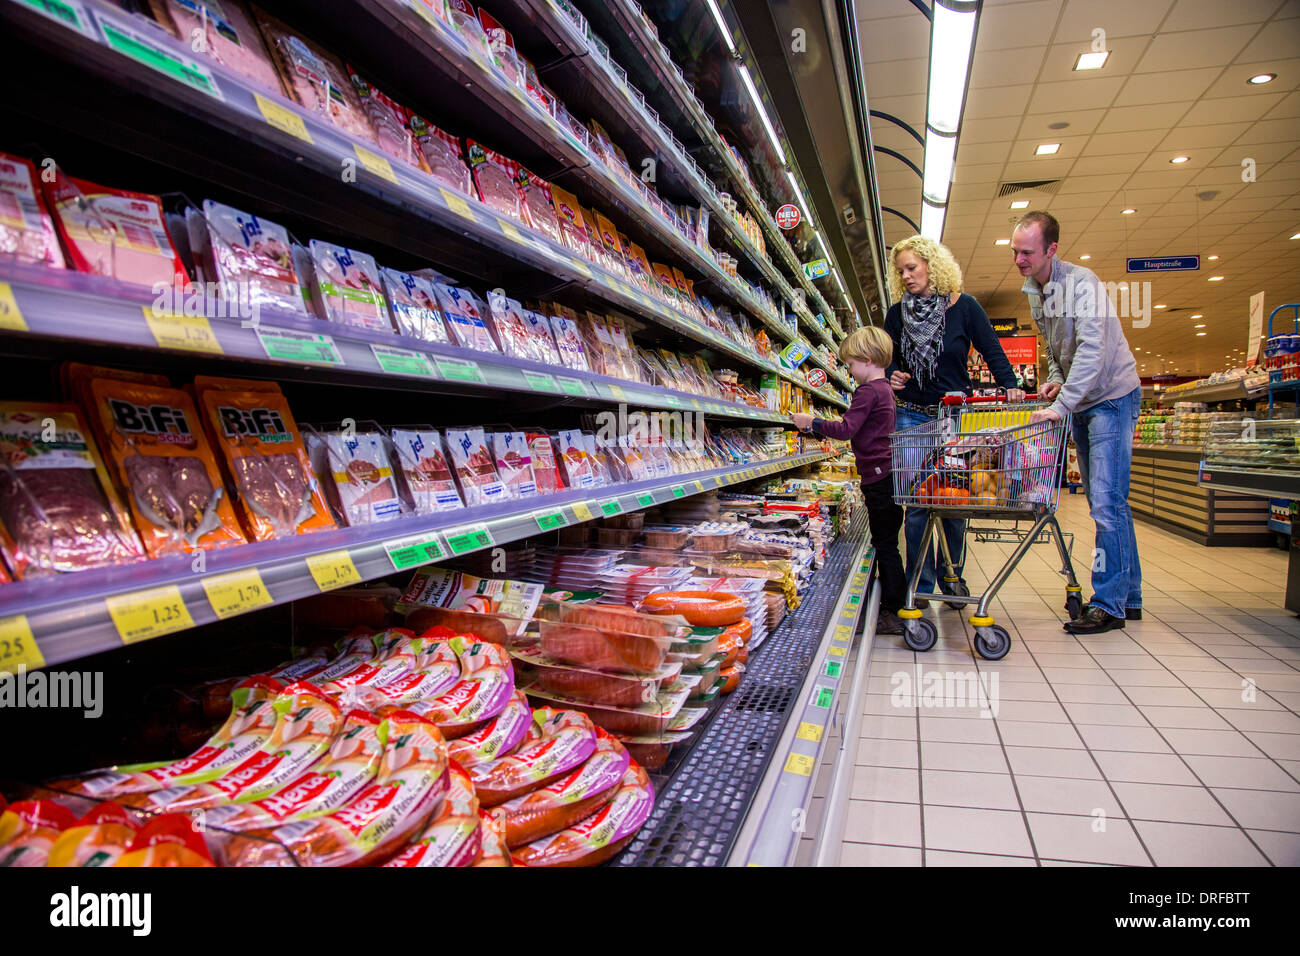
[1073,385,1143,618]
[895,405,966,596]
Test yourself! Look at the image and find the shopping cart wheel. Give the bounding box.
[944,581,970,610]
[903,619,938,652]
[974,625,1011,661]
[1064,593,1084,621]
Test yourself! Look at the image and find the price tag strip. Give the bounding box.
[106,585,195,645]
[371,344,435,378]
[255,326,343,366]
[0,282,29,331]
[307,551,362,592]
[143,307,223,355]
[445,523,494,556]
[202,568,273,619]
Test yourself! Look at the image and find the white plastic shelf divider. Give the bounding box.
[0,452,831,671]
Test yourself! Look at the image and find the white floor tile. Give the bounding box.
[1133,821,1270,866]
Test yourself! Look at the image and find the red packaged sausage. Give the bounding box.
[381,759,482,867]
[469,707,598,808]
[511,761,653,866]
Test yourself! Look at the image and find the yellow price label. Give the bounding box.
[354,144,399,184]
[834,625,852,640]
[608,385,627,401]
[784,752,816,776]
[829,645,846,657]
[498,218,525,245]
[713,476,724,488]
[796,722,824,744]
[142,307,223,355]
[255,93,313,144]
[107,586,195,645]
[570,259,592,279]
[203,568,273,620]
[0,282,28,331]
[0,615,44,675]
[440,188,477,222]
[572,502,595,522]
[307,550,361,592]
[694,480,705,492]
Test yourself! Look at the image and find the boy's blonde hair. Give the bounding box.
[839,326,893,368]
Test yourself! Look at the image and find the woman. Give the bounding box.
[884,235,1023,606]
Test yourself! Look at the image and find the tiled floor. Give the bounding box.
[835,492,1300,866]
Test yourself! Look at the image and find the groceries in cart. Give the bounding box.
[896,418,1061,511]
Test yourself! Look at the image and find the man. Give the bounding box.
[1012,211,1143,635]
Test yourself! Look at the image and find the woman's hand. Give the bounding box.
[1006,388,1026,402]
[792,413,815,431]
[890,371,911,391]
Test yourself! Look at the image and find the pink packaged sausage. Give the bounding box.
[494,430,537,500]
[466,140,524,221]
[434,283,498,353]
[391,428,465,515]
[0,152,64,268]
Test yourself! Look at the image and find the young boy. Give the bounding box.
[793,327,906,634]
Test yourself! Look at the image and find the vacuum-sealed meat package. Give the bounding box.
[444,427,508,507]
[527,432,561,495]
[89,379,246,557]
[447,0,494,61]
[42,173,188,288]
[346,69,426,170]
[401,112,473,196]
[555,429,594,489]
[200,388,335,540]
[0,403,143,578]
[466,140,523,221]
[381,267,451,343]
[382,759,482,867]
[511,761,653,866]
[478,8,523,88]
[493,431,537,500]
[148,0,284,96]
[548,312,590,371]
[310,429,405,527]
[548,183,593,261]
[308,240,391,332]
[485,290,536,360]
[198,200,306,315]
[391,429,464,514]
[515,168,562,244]
[433,283,498,353]
[0,152,64,267]
[522,309,563,365]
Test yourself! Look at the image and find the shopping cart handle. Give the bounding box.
[941,393,1038,405]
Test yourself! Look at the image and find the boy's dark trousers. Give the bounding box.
[862,474,906,614]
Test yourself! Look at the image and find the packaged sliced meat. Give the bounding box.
[548,313,590,371]
[466,140,524,221]
[470,707,598,808]
[390,428,464,514]
[493,430,537,500]
[200,388,335,540]
[200,709,385,834]
[346,68,426,170]
[581,433,611,487]
[89,379,245,557]
[548,183,593,260]
[0,152,65,267]
[381,268,450,343]
[444,427,508,506]
[309,428,404,527]
[594,212,628,273]
[446,689,533,769]
[401,111,473,196]
[473,809,511,866]
[485,290,536,360]
[42,173,188,288]
[308,240,391,332]
[515,168,562,244]
[401,637,515,739]
[624,242,655,292]
[148,0,284,95]
[433,283,498,353]
[218,710,450,867]
[488,726,628,848]
[478,8,522,87]
[254,8,377,145]
[521,57,554,115]
[0,403,143,578]
[522,309,563,365]
[555,428,594,489]
[0,801,77,868]
[511,761,652,866]
[45,803,139,868]
[382,760,482,866]
[198,200,306,315]
[527,432,561,495]
[447,0,494,61]
[512,645,682,707]
[616,731,692,771]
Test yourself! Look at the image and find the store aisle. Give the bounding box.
[838,492,1299,867]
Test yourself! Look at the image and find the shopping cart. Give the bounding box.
[889,394,1082,660]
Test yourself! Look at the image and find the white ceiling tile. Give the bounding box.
[963,84,1035,119]
[1202,57,1300,97]
[968,46,1049,90]
[952,162,1008,185]
[1028,76,1127,111]
[1084,129,1167,155]
[955,140,1015,166]
[1180,92,1288,126]
[870,127,925,162]
[1233,16,1300,62]
[958,115,1025,144]
[1055,0,1175,40]
[865,57,929,100]
[1035,37,1153,84]
[1111,67,1224,106]
[1095,102,1193,134]
[1066,153,1147,176]
[1060,173,1132,193]
[1134,26,1258,72]
[866,94,926,130]
[1019,107,1109,137]
[976,1,1067,51]
[1237,116,1300,145]
[1264,90,1300,119]
[1164,0,1282,29]
[857,15,932,64]
[1159,122,1255,150]
[1210,141,1298,166]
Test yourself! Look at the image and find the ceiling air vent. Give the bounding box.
[997,180,1062,198]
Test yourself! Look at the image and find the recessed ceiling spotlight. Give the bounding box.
[1170,156,1190,164]
[1291,234,1300,240]
[1122,208,1136,214]
[1010,200,1030,209]
[1196,332,1207,336]
[1048,121,1071,130]
[995,238,1011,245]
[1248,73,1277,85]
[1155,304,1167,309]
[1074,51,1110,71]
[1191,314,1203,319]
[1207,255,1219,260]
[1079,254,1091,260]
[1208,275,1225,281]
[1035,143,1061,155]
[1195,324,1206,329]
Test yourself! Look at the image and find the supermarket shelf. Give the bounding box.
[0,0,845,410]
[1198,463,1300,500]
[0,261,791,425]
[610,510,871,867]
[1269,380,1300,393]
[1165,379,1267,405]
[0,452,831,672]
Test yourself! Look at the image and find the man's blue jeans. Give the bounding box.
[896,406,966,596]
[1072,386,1143,618]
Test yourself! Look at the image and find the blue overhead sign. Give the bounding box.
[1126,256,1200,273]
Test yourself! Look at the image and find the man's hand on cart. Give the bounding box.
[1006,388,1027,402]
[792,412,815,431]
[889,371,911,391]
[1039,382,1062,400]
[1029,407,1062,423]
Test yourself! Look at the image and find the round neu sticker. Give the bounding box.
[775,204,801,230]
[806,367,827,388]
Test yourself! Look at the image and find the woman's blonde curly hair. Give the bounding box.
[887,235,964,301]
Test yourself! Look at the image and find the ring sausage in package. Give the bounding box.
[306,425,406,527]
[401,111,474,196]
[0,403,144,578]
[535,602,685,676]
[555,428,594,489]
[515,168,562,244]
[382,759,482,866]
[511,761,654,866]
[45,802,139,868]
[400,638,516,740]
[0,151,65,267]
[0,801,77,867]
[447,689,533,769]
[469,707,597,807]
[200,388,335,541]
[347,69,427,171]
[191,200,307,315]
[113,813,215,867]
[493,430,537,500]
[512,644,683,707]
[216,710,449,867]
[520,680,701,738]
[433,283,498,353]
[390,428,464,514]
[474,808,511,866]
[527,432,562,494]
[444,426,508,506]
[487,725,628,848]
[41,172,188,288]
[381,268,451,344]
[148,0,284,95]
[466,140,524,221]
[255,8,377,145]
[308,240,391,332]
[313,628,421,700]
[88,379,246,557]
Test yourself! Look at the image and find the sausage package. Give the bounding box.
[148,0,284,95]
[474,809,511,866]
[548,183,594,261]
[400,110,473,196]
[444,426,508,506]
[0,152,65,267]
[493,430,537,500]
[0,402,144,578]
[89,379,246,557]
[511,761,653,866]
[469,707,597,808]
[346,69,427,171]
[466,140,524,221]
[527,432,561,495]
[382,759,482,867]
[195,200,307,315]
[515,168,562,244]
[446,690,533,769]
[555,428,594,489]
[200,388,335,540]
[548,311,590,371]
[381,268,451,343]
[0,801,77,868]
[45,802,139,869]
[308,240,391,332]
[42,173,188,288]
[401,638,516,738]
[390,429,464,515]
[434,283,498,353]
[308,427,406,527]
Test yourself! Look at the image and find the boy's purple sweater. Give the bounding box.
[811,378,895,481]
